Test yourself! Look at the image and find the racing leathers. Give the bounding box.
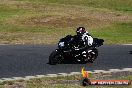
[73,31,94,61]
[73,31,94,50]
[81,31,93,47]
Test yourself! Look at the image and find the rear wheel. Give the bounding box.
[85,49,98,63]
[49,50,63,65]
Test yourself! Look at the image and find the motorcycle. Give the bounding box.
[49,35,104,65]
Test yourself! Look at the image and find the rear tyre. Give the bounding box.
[49,50,63,65]
[85,49,98,63]
[89,49,98,63]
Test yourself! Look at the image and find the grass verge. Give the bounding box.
[0,0,131,44]
[0,74,132,88]
[16,0,132,12]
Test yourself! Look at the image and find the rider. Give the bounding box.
[75,27,93,48]
[73,27,94,62]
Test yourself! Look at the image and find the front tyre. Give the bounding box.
[49,50,63,65]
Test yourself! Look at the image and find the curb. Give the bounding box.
[0,68,132,82]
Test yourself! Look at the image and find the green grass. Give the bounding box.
[0,22,131,44]
[0,0,131,44]
[0,74,132,88]
[0,4,28,20]
[91,22,132,44]
[16,0,132,12]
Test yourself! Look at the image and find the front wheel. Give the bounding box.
[49,50,63,65]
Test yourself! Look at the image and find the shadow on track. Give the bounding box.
[129,51,132,54]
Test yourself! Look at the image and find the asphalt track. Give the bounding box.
[0,45,131,79]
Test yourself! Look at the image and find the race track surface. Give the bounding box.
[0,45,131,79]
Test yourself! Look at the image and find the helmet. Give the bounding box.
[76,27,86,35]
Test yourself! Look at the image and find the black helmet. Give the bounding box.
[76,27,86,35]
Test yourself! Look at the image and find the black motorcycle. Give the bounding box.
[49,35,104,65]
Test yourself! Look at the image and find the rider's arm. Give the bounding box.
[87,36,93,46]
[83,33,93,46]
[84,36,88,46]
